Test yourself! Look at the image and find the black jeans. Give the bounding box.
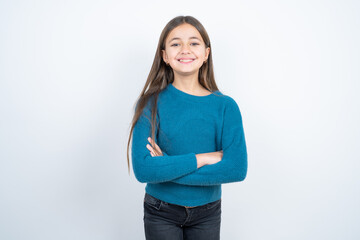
[143,193,221,240]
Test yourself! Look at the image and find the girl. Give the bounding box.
[127,15,247,240]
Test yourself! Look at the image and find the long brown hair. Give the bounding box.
[126,15,220,174]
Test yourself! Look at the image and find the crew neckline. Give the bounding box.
[167,83,219,102]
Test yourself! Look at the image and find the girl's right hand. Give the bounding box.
[196,150,223,168]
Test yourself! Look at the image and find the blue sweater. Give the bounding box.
[131,83,247,207]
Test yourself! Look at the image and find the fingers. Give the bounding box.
[146,144,155,156]
[147,137,163,156]
[146,137,163,156]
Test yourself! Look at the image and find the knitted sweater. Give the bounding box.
[131,83,247,207]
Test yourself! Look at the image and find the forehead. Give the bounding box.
[166,23,203,42]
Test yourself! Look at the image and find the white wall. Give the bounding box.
[1,0,359,239]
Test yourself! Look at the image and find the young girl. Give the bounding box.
[127,15,247,240]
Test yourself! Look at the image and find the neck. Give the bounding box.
[172,72,204,94]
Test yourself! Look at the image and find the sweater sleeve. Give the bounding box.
[170,97,248,186]
[131,99,198,183]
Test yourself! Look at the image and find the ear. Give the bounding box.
[162,49,168,63]
[205,47,210,61]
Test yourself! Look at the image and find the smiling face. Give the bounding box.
[162,23,210,77]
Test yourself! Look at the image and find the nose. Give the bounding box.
[180,44,191,54]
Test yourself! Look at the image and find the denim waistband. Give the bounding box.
[144,192,221,209]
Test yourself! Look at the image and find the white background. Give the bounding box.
[1,0,359,239]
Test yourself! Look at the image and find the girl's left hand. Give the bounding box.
[146,137,163,157]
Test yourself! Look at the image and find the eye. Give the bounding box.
[170,43,199,47]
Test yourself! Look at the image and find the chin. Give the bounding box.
[174,69,199,75]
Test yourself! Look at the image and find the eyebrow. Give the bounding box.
[168,36,201,43]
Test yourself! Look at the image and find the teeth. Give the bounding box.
[179,59,194,62]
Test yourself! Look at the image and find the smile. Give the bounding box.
[178,59,195,64]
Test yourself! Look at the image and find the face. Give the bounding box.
[162,23,210,76]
